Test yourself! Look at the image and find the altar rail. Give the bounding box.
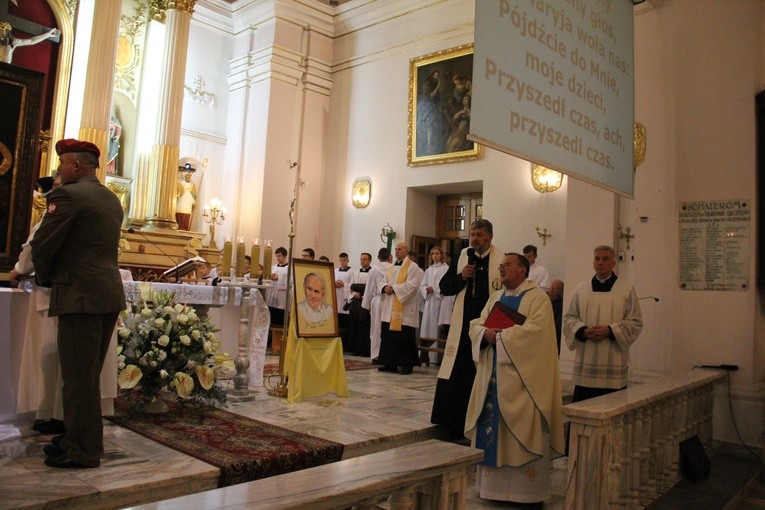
[131,439,483,510]
[564,369,726,510]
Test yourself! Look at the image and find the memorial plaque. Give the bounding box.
[679,200,750,291]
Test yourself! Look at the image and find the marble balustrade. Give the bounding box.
[564,369,726,510]
[131,439,484,510]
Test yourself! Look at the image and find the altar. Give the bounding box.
[0,281,270,422]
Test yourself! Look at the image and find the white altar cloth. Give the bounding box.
[1,282,270,421]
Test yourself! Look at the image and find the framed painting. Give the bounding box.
[292,259,339,338]
[407,43,480,166]
[0,62,43,278]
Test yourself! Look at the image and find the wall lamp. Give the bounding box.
[531,164,563,193]
[352,176,372,208]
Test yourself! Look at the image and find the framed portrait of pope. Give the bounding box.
[292,259,339,338]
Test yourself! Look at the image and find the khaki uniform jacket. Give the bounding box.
[31,175,126,316]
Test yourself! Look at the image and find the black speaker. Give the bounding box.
[679,435,711,482]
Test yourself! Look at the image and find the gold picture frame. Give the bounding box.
[292,259,339,338]
[407,43,480,166]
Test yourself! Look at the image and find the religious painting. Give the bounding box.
[0,62,43,277]
[292,259,339,338]
[407,43,480,166]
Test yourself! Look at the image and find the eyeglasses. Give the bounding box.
[498,263,518,270]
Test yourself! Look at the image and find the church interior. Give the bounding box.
[1,0,765,508]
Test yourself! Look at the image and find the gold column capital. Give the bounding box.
[150,0,168,23]
[168,0,196,15]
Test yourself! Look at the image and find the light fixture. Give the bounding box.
[531,164,563,193]
[351,177,371,208]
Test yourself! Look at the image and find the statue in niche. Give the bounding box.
[0,21,60,65]
[175,163,197,231]
[106,108,122,175]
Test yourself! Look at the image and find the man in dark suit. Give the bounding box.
[32,139,126,469]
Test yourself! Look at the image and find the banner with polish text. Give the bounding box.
[469,0,635,196]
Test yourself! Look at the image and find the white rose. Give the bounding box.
[118,361,125,370]
[174,303,185,313]
[203,341,213,353]
[154,318,165,328]
[160,369,169,379]
[158,335,170,347]
[157,350,167,361]
[191,330,202,340]
[141,308,152,317]
[149,360,157,367]
[177,314,189,324]
[180,335,191,345]
[117,354,126,363]
[163,306,174,315]
[187,311,198,322]
[118,327,131,338]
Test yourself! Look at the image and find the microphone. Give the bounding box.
[127,228,183,283]
[466,247,477,297]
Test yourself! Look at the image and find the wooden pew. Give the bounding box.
[417,337,446,366]
[132,439,483,510]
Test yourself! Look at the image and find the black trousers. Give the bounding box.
[57,312,119,467]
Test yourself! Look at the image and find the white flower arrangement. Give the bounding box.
[117,290,226,410]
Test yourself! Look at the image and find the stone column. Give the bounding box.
[143,0,196,231]
[77,0,120,182]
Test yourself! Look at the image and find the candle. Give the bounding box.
[222,237,232,276]
[250,238,260,278]
[263,240,273,281]
[235,236,246,277]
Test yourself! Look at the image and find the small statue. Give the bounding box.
[0,21,60,65]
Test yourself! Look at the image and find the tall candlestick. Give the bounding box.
[263,240,273,281]
[250,238,261,278]
[222,237,232,276]
[235,236,246,277]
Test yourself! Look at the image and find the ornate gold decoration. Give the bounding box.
[531,164,563,193]
[107,181,130,213]
[150,0,167,23]
[168,0,196,15]
[44,0,76,174]
[115,4,147,102]
[0,142,12,176]
[351,177,371,208]
[64,0,77,19]
[634,122,646,168]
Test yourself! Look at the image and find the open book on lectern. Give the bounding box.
[161,256,206,280]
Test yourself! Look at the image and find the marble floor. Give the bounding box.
[0,355,566,509]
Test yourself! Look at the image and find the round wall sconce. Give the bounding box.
[351,177,371,208]
[531,164,563,193]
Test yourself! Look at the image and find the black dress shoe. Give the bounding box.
[377,366,397,372]
[32,419,66,434]
[43,443,65,457]
[44,454,95,469]
[399,367,413,375]
[51,434,64,447]
[371,358,382,365]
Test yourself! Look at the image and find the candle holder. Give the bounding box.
[202,198,226,249]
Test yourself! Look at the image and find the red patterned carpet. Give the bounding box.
[108,396,343,487]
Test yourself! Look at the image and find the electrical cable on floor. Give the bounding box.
[721,371,764,477]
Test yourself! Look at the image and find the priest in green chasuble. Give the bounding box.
[465,253,564,507]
